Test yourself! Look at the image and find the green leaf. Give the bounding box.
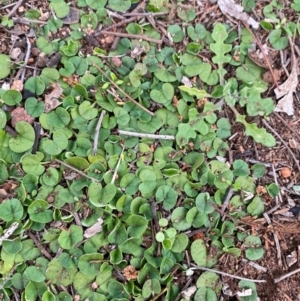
[210,23,232,84]
[126,214,148,238]
[269,29,288,50]
[233,160,249,176]
[78,253,103,277]
[36,37,54,55]
[167,24,184,43]
[244,235,264,260]
[194,287,218,301]
[191,239,207,267]
[171,207,191,231]
[151,83,174,104]
[61,40,79,56]
[25,77,45,95]
[25,97,45,117]
[2,89,22,105]
[9,121,35,153]
[0,54,11,79]
[58,225,83,249]
[108,0,131,12]
[236,114,276,147]
[46,258,77,286]
[247,196,264,216]
[50,0,70,18]
[155,185,178,210]
[178,86,211,99]
[0,198,23,221]
[176,123,196,146]
[267,183,279,197]
[28,200,53,223]
[187,24,207,41]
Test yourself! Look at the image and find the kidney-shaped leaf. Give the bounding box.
[58,225,83,249]
[9,121,35,153]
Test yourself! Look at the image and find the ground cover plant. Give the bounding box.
[0,0,300,300]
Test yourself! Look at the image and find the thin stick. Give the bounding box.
[96,30,162,45]
[27,231,52,260]
[242,21,280,89]
[54,159,101,183]
[173,277,193,301]
[93,110,106,156]
[221,187,233,220]
[263,212,282,267]
[274,112,300,142]
[118,130,174,140]
[149,287,168,301]
[20,36,31,83]
[122,12,168,17]
[271,163,283,203]
[262,119,300,171]
[12,17,47,25]
[107,88,125,103]
[0,222,19,246]
[111,146,125,184]
[7,0,24,18]
[190,264,266,283]
[0,2,16,10]
[92,64,155,116]
[95,16,138,35]
[274,267,300,283]
[0,265,17,290]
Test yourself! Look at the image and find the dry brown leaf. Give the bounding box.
[11,80,23,91]
[123,265,138,280]
[44,83,63,113]
[274,59,298,116]
[83,218,103,238]
[11,107,34,127]
[217,0,259,29]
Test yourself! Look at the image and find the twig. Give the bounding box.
[274,267,300,283]
[262,119,300,171]
[0,265,18,290]
[241,259,267,272]
[0,222,19,246]
[122,12,168,17]
[95,16,138,35]
[280,50,289,77]
[107,88,125,103]
[149,287,168,301]
[263,212,282,267]
[12,289,20,301]
[271,163,283,203]
[21,36,31,83]
[0,2,16,10]
[274,112,300,142]
[118,130,174,140]
[96,31,163,45]
[173,277,193,301]
[27,231,52,260]
[7,0,24,18]
[92,64,155,116]
[111,146,125,184]
[93,110,106,156]
[190,264,266,283]
[12,17,47,25]
[221,187,233,220]
[242,21,280,89]
[185,228,207,237]
[54,159,101,183]
[245,158,273,168]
